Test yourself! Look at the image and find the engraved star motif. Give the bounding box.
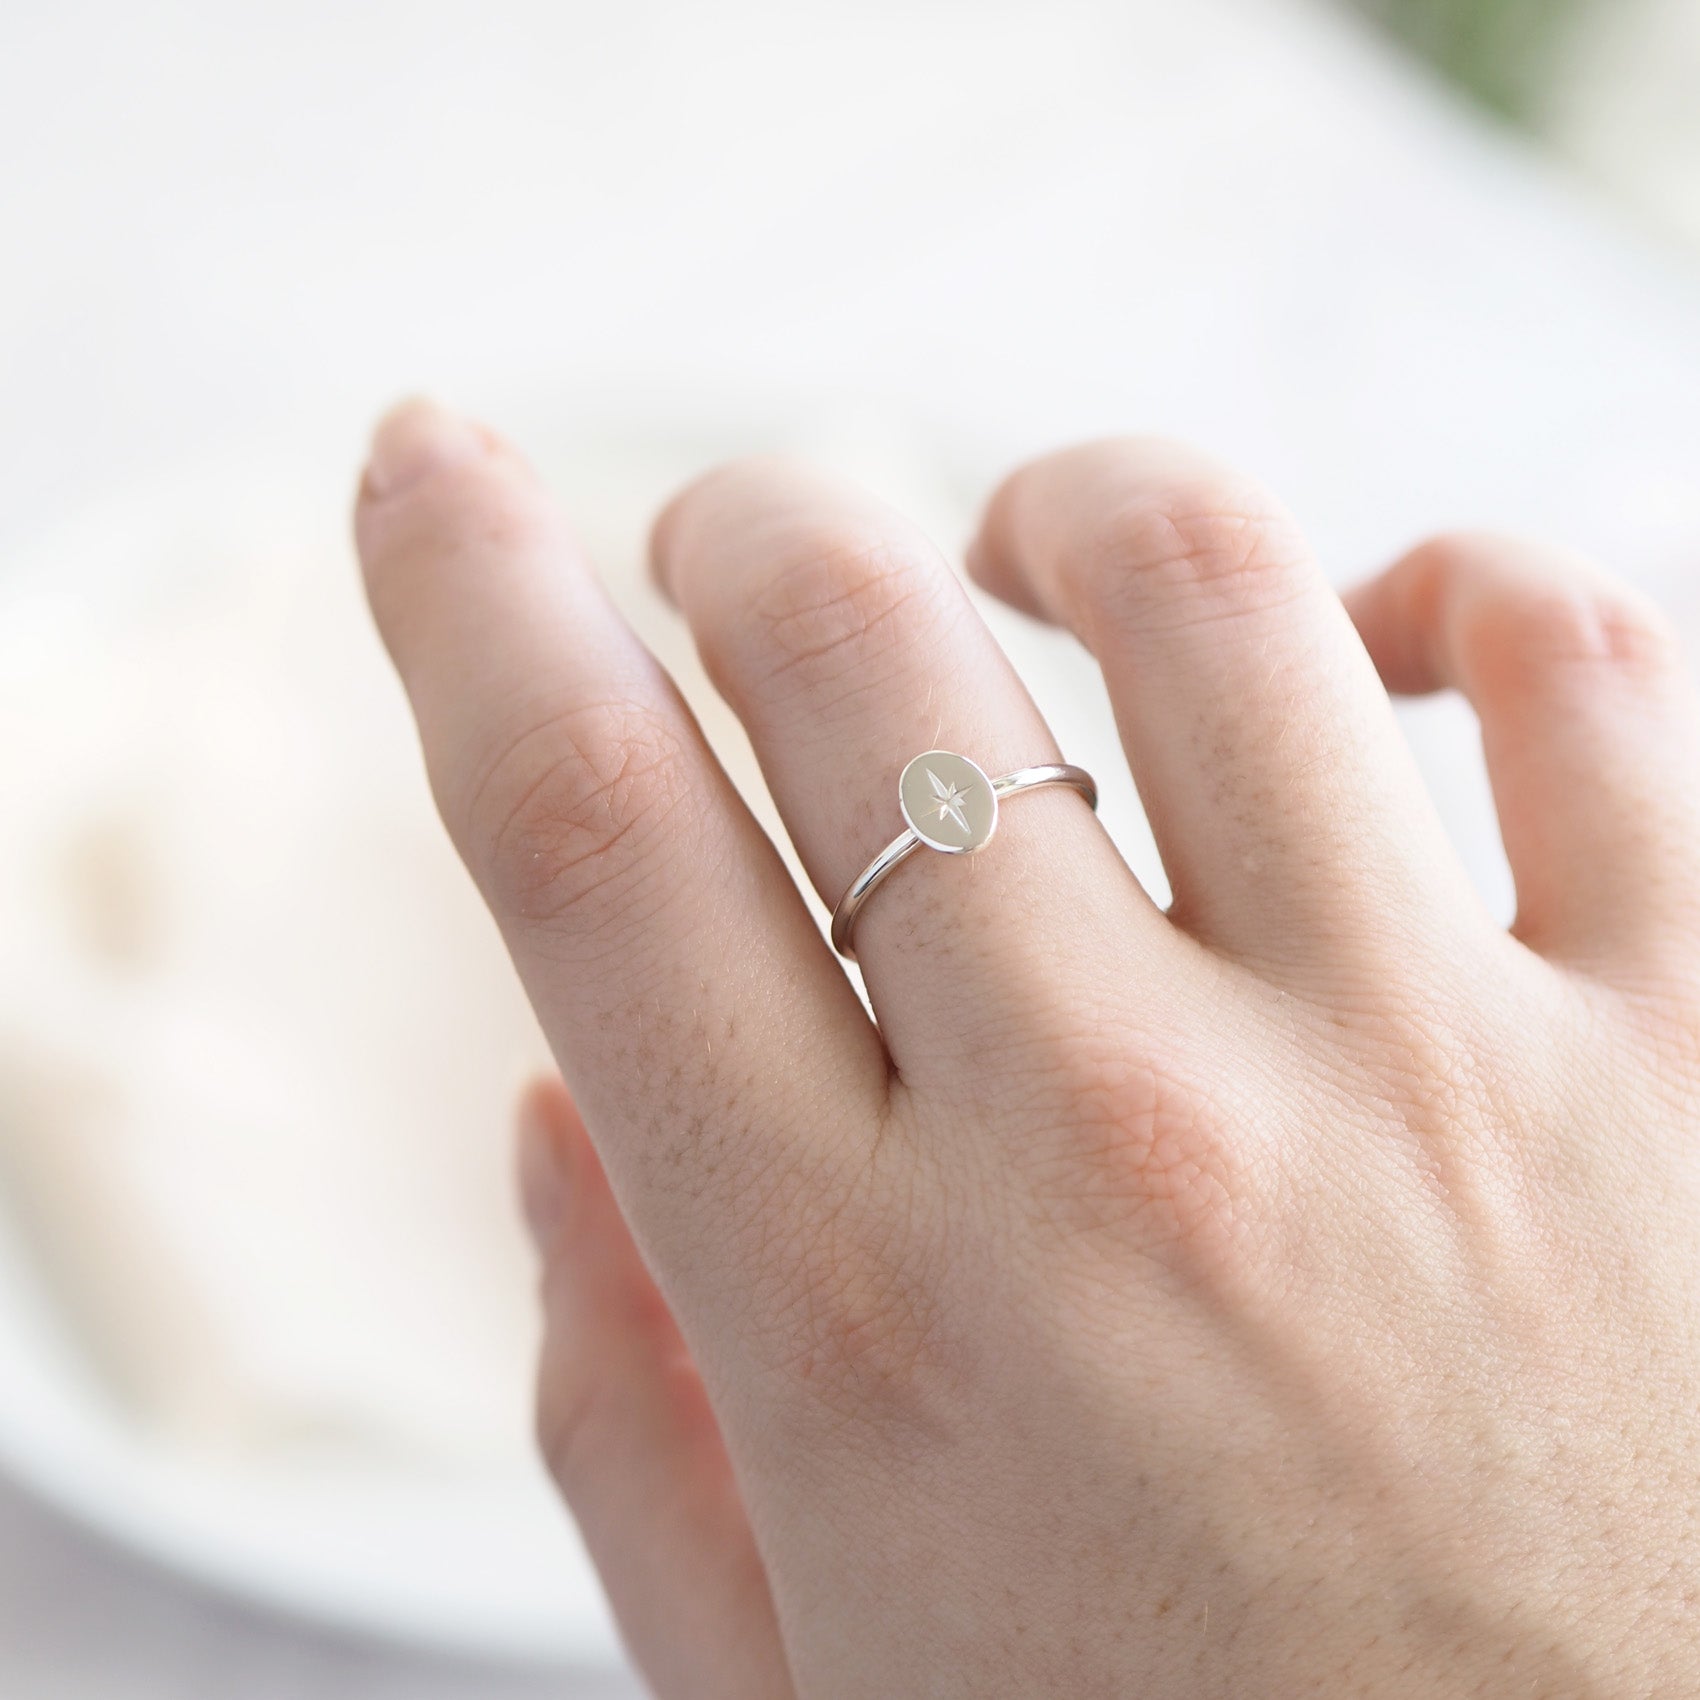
[926,765,972,834]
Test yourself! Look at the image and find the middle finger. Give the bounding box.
[651,459,1164,1078]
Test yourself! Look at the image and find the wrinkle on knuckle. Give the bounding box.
[535,1279,697,1501]
[772,1247,944,1419]
[1461,581,1683,699]
[534,1356,607,1499]
[733,529,949,700]
[463,697,691,930]
[1066,479,1311,639]
[744,1148,958,1439]
[1009,1031,1247,1271]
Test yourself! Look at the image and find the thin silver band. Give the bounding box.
[830,762,1098,960]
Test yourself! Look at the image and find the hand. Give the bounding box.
[355,402,1700,1698]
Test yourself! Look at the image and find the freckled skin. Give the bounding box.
[360,409,1700,1700]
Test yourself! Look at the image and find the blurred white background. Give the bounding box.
[1,1,1698,1694]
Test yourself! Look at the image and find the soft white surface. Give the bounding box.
[0,458,609,1664]
[0,0,1697,1689]
[0,1462,635,1699]
[0,470,545,1465]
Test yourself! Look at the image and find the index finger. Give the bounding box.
[354,402,889,1311]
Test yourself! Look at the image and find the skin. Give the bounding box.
[354,401,1700,1699]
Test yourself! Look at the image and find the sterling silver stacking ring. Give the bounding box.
[829,750,1098,960]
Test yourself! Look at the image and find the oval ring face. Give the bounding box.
[898,750,998,853]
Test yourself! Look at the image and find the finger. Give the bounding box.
[356,402,886,1314]
[1344,533,1700,974]
[518,1080,794,1700]
[650,458,1160,1079]
[967,439,1479,968]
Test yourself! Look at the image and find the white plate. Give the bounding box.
[0,1195,613,1665]
[0,451,621,1668]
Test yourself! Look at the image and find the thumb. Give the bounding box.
[516,1077,794,1700]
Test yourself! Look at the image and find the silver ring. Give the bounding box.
[830,750,1098,960]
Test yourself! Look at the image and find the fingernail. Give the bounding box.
[362,396,484,500]
[517,1083,574,1254]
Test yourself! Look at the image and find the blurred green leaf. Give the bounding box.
[1346,0,1591,122]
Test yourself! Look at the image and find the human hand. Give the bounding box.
[355,403,1700,1698]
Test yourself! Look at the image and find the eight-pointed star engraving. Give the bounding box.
[926,764,972,834]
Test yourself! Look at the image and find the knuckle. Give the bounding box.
[462,696,691,930]
[1008,1029,1247,1270]
[745,1157,960,1438]
[771,1252,946,1424]
[1066,474,1310,635]
[534,1356,611,1500]
[1460,577,1683,696]
[732,527,951,701]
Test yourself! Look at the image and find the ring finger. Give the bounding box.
[650,459,1161,1081]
